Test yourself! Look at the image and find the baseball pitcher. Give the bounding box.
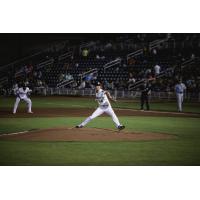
[76,82,125,130]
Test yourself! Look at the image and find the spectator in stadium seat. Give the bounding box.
[145,68,152,78]
[191,53,195,59]
[24,78,29,86]
[78,79,86,89]
[152,48,157,56]
[128,73,136,84]
[82,48,89,57]
[154,64,161,76]
[75,63,79,68]
[38,71,42,79]
[65,73,73,81]
[36,79,43,87]
[58,73,65,82]
[72,81,78,88]
[33,71,37,78]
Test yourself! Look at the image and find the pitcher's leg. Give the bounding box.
[105,107,121,127]
[78,107,104,127]
[13,97,20,114]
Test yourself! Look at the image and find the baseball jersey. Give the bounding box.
[141,82,151,95]
[96,89,111,107]
[175,83,186,94]
[16,87,32,99]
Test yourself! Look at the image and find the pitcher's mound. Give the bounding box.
[0,127,176,141]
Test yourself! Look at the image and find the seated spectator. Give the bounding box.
[59,73,65,82]
[82,48,89,57]
[152,48,157,55]
[65,73,73,81]
[128,73,136,84]
[72,81,78,88]
[78,79,86,89]
[145,68,152,78]
[96,54,100,59]
[107,80,114,90]
[154,64,161,76]
[191,53,195,59]
[24,78,29,86]
[33,71,37,78]
[38,71,42,79]
[36,79,43,87]
[85,73,94,82]
[104,79,110,89]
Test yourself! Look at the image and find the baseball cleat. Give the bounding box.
[75,125,83,128]
[118,125,125,131]
[28,111,33,114]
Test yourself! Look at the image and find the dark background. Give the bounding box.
[0,33,126,66]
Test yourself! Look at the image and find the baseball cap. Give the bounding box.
[95,82,102,86]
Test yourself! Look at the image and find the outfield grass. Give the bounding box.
[1,96,200,113]
[0,116,200,165]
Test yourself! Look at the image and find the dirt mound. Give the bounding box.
[0,127,176,142]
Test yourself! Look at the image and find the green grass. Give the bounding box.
[1,96,200,113]
[0,96,200,165]
[0,139,199,166]
[0,116,200,165]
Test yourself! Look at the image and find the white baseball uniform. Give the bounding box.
[13,87,32,114]
[175,83,186,112]
[79,89,122,127]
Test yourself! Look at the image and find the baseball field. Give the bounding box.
[0,96,200,166]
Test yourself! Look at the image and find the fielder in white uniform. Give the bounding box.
[13,84,33,114]
[76,83,125,130]
[175,80,186,112]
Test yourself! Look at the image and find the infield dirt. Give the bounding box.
[0,127,176,142]
[0,107,199,118]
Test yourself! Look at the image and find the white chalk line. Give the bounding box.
[0,130,29,137]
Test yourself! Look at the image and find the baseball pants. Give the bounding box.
[176,93,184,112]
[13,97,32,113]
[141,94,150,110]
[79,106,121,127]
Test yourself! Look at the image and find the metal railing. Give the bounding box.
[149,38,168,50]
[56,79,74,88]
[103,58,121,72]
[0,51,44,73]
[0,40,69,73]
[37,58,54,70]
[79,41,96,53]
[181,58,196,69]
[0,77,8,85]
[58,51,73,61]
[128,57,196,91]
[127,49,143,62]
[79,68,98,81]
[126,38,169,62]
